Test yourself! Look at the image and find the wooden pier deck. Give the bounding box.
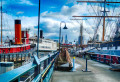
[51,57,120,82]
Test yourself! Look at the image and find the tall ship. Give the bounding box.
[87,19,120,65]
[73,0,120,66]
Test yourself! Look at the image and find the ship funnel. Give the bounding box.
[14,19,22,44]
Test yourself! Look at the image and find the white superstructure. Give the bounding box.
[38,39,57,51]
[29,37,57,51]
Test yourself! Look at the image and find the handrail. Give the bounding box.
[0,62,37,82]
[0,51,58,82]
[32,53,57,82]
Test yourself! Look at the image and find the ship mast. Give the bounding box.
[1,0,2,45]
[73,0,120,41]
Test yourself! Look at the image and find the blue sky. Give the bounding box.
[0,0,120,43]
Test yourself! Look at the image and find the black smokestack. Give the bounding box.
[40,30,43,38]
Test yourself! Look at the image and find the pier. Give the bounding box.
[0,51,120,82]
[51,57,120,82]
[0,0,120,82]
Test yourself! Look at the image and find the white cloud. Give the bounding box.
[39,4,101,43]
[0,1,119,44]
[1,0,35,6]
[44,33,58,38]
[19,0,35,5]
[0,13,38,41]
[16,11,24,15]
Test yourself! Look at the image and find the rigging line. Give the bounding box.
[73,17,95,38]
[4,1,14,37]
[108,13,119,32]
[109,21,117,34]
[104,13,111,34]
[84,27,92,35]
[2,14,12,37]
[105,15,117,36]
[84,19,95,38]
[93,11,103,34]
[108,22,115,36]
[69,20,80,28]
[71,18,93,39]
[105,2,112,28]
[110,26,116,39]
[111,20,118,35]
[111,0,117,16]
[84,28,93,39]
[115,7,120,16]
[88,0,98,16]
[92,13,103,41]
[109,20,118,38]
[106,6,120,35]
[73,17,81,24]
[6,16,13,36]
[88,0,101,26]
[86,19,95,29]
[103,1,118,40]
[87,6,97,25]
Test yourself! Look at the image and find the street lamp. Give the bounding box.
[59,21,68,52]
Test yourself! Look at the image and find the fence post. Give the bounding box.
[48,54,50,64]
[33,55,40,78]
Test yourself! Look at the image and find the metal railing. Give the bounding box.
[0,51,59,82]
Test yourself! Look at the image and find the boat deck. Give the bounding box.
[51,57,120,82]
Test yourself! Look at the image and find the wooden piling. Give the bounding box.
[8,54,10,62]
[4,55,5,62]
[21,54,22,61]
[0,55,1,62]
[12,54,14,62]
[16,54,18,63]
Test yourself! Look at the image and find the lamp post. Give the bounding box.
[59,21,68,52]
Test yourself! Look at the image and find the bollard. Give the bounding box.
[82,58,91,72]
[72,56,76,72]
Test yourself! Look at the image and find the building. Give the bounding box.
[78,35,84,45]
[61,35,64,44]
[65,34,68,44]
[54,40,59,43]
[69,42,72,44]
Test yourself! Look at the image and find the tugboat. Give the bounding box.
[0,19,35,54]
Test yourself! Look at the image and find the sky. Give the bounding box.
[0,0,120,44]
